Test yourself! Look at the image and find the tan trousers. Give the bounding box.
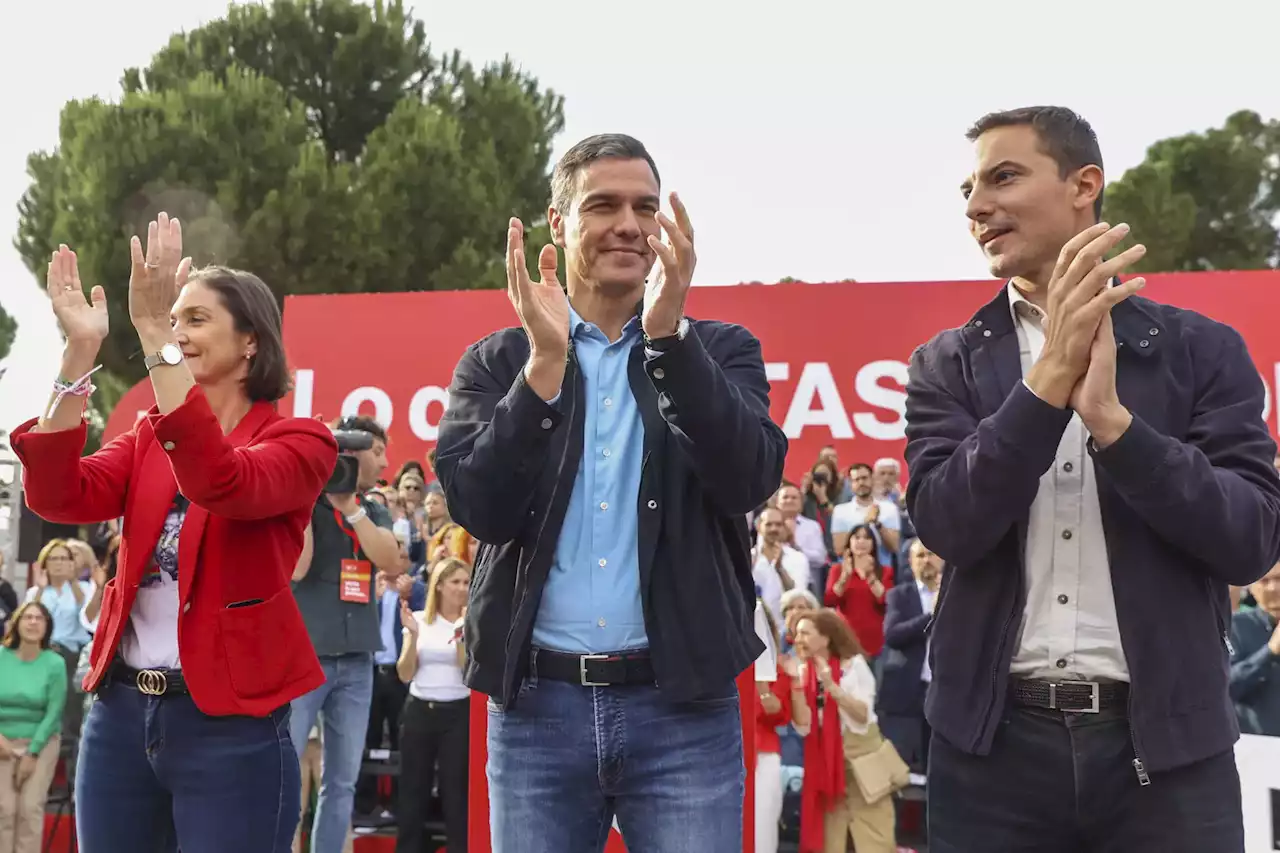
[0,737,61,853]
[822,725,896,853]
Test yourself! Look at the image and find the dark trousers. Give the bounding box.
[879,711,931,772]
[928,702,1244,852]
[75,680,299,853]
[396,695,469,853]
[355,663,409,814]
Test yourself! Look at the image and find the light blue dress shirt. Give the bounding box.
[375,587,399,665]
[531,306,649,654]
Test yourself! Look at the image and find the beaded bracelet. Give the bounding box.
[45,364,103,421]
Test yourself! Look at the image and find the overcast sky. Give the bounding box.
[3,0,1279,428]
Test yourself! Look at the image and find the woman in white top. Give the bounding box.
[787,607,896,853]
[396,557,470,853]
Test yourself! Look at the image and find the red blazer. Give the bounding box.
[824,561,894,657]
[11,386,337,717]
[755,669,794,754]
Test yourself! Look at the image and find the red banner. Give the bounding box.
[104,271,1280,481]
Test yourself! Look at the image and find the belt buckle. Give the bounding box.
[579,654,609,687]
[1052,680,1100,713]
[136,669,168,696]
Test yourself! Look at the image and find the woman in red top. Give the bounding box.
[754,601,809,853]
[823,524,893,661]
[10,216,336,853]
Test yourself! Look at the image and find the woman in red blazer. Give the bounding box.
[823,524,894,664]
[9,215,337,853]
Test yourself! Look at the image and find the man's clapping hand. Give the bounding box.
[1024,223,1146,411]
[506,218,570,402]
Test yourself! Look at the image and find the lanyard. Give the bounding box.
[333,507,360,560]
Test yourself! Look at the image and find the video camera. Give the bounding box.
[325,426,374,494]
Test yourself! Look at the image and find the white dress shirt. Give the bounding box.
[790,514,829,570]
[752,545,810,628]
[1006,283,1129,682]
[917,581,936,684]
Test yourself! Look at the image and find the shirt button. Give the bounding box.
[598,558,607,567]
[602,448,611,458]
[540,418,553,430]
[162,441,176,451]
[599,502,608,511]
[1139,339,1150,348]
[653,368,665,380]
[1057,594,1068,605]
[1056,658,1067,669]
[647,500,658,510]
[1062,461,1073,473]
[604,397,613,407]
[1061,529,1072,540]
[597,618,607,628]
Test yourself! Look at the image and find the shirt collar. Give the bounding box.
[568,303,642,342]
[1006,280,1046,326]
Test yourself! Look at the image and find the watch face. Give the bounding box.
[161,343,184,366]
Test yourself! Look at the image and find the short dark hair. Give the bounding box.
[332,414,388,445]
[849,462,872,476]
[966,106,1105,220]
[550,134,660,214]
[189,266,292,402]
[3,601,54,650]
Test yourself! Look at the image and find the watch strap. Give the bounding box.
[644,317,689,351]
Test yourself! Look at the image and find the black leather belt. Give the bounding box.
[108,662,189,697]
[534,648,655,687]
[1011,678,1128,713]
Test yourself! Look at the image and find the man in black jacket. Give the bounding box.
[435,133,786,853]
[905,106,1280,852]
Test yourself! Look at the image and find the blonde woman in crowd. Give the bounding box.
[0,601,68,853]
[23,541,93,667]
[396,558,470,853]
[788,608,898,853]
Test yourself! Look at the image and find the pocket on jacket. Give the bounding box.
[218,588,302,699]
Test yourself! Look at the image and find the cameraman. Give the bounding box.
[289,415,400,853]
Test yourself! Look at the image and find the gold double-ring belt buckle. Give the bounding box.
[135,669,168,696]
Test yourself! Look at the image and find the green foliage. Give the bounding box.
[1103,110,1280,272]
[0,304,15,361]
[15,0,564,384]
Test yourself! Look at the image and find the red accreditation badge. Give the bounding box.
[339,559,372,603]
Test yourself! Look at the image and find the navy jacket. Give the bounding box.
[1228,606,1280,736]
[878,581,930,717]
[436,316,786,706]
[904,287,1280,774]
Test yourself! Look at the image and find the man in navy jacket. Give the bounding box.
[878,538,942,771]
[436,134,785,853]
[905,106,1280,852]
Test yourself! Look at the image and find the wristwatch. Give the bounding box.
[143,343,183,372]
[644,317,690,351]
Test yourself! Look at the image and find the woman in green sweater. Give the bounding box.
[0,601,67,853]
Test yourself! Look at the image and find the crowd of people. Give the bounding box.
[2,435,1277,852]
[4,108,1280,853]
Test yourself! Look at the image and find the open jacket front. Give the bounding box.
[435,316,787,706]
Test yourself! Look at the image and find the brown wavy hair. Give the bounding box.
[798,607,865,660]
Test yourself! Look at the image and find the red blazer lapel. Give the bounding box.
[122,423,179,588]
[175,402,280,604]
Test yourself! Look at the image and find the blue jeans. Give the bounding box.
[75,680,299,853]
[486,671,744,853]
[289,652,374,853]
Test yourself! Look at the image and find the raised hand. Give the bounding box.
[128,212,193,337]
[1025,223,1146,408]
[399,599,419,635]
[47,245,108,351]
[507,218,569,358]
[642,192,697,340]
